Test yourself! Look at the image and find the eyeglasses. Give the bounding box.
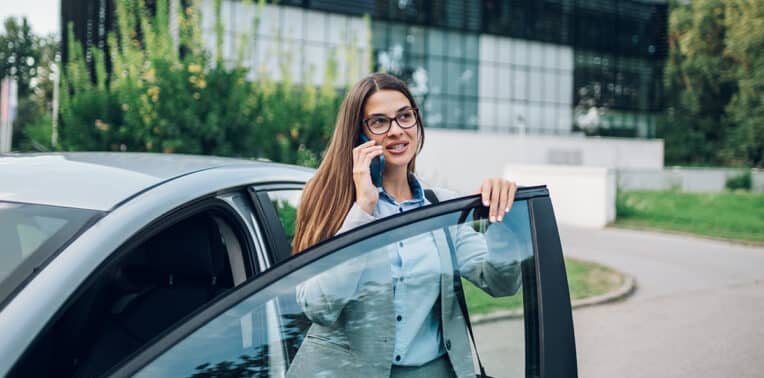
[362,108,419,135]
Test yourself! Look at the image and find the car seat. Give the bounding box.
[73,215,234,377]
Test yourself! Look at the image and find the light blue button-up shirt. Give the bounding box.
[372,175,446,366]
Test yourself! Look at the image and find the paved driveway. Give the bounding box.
[474,226,764,378]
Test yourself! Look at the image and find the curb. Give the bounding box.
[471,272,637,325]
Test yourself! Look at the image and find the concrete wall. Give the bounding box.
[416,129,663,195]
[754,169,764,192]
[504,165,616,228]
[415,129,652,227]
[618,168,764,193]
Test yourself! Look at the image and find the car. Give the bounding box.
[0,152,577,377]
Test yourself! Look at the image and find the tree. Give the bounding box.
[58,0,351,166]
[660,0,764,167]
[660,0,736,166]
[722,0,764,166]
[0,17,41,97]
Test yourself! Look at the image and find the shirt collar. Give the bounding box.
[378,173,426,205]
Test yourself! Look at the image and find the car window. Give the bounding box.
[265,190,302,250]
[0,201,100,307]
[10,208,251,377]
[131,199,536,377]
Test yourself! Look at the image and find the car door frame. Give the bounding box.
[110,186,577,378]
[247,182,306,266]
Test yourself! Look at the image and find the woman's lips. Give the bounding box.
[385,142,409,155]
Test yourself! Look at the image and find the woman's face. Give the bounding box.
[362,90,419,169]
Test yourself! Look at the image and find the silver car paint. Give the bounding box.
[0,163,312,375]
[0,152,277,210]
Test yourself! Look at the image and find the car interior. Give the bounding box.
[10,211,249,377]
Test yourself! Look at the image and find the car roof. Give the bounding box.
[0,152,311,211]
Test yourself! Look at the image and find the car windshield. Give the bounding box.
[0,201,100,305]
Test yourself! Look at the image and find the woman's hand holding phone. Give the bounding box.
[352,140,384,215]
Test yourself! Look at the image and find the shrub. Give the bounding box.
[725,171,752,191]
[58,0,356,167]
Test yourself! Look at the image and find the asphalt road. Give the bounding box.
[472,225,764,378]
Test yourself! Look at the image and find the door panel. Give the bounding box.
[115,188,576,378]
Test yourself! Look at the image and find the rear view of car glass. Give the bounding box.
[133,200,536,378]
[0,201,99,305]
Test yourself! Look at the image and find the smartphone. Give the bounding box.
[359,134,384,187]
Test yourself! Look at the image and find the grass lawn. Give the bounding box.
[463,257,623,315]
[616,190,764,244]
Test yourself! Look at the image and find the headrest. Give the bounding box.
[146,215,226,282]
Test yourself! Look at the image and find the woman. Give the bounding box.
[288,73,521,377]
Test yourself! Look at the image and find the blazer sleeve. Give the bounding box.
[296,203,379,326]
[451,222,523,297]
[431,187,524,298]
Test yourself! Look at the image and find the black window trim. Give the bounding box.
[111,185,576,378]
[247,182,306,266]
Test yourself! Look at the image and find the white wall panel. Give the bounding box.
[529,42,543,67]
[511,39,527,65]
[558,106,572,132]
[479,64,496,99]
[327,14,347,45]
[303,44,326,85]
[304,11,325,42]
[257,4,279,37]
[497,37,511,63]
[543,44,558,69]
[559,70,573,104]
[220,0,233,32]
[497,67,510,99]
[233,1,255,35]
[529,70,543,102]
[497,101,511,130]
[480,35,496,62]
[543,71,558,103]
[282,7,304,41]
[348,18,369,48]
[512,68,527,101]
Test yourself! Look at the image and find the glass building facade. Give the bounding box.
[62,0,668,138]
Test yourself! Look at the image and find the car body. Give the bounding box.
[0,152,577,377]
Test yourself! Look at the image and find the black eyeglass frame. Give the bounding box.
[361,107,420,135]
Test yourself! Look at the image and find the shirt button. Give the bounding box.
[398,207,403,213]
[446,339,452,350]
[398,241,403,247]
[395,355,401,362]
[396,315,402,321]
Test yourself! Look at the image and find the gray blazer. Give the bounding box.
[286,188,523,378]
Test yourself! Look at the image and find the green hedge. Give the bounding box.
[58,0,367,167]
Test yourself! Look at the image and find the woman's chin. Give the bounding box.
[384,155,413,169]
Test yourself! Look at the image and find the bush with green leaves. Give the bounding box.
[59,0,353,167]
[725,171,752,191]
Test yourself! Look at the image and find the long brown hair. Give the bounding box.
[292,73,424,253]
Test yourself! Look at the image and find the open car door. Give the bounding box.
[111,186,577,378]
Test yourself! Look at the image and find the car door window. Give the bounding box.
[248,187,304,266]
[264,190,302,250]
[10,206,252,378]
[128,198,537,378]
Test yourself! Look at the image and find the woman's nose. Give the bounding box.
[387,119,405,136]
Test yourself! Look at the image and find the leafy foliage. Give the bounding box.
[0,17,40,97]
[661,0,764,167]
[58,0,347,166]
[1,17,58,151]
[725,170,752,191]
